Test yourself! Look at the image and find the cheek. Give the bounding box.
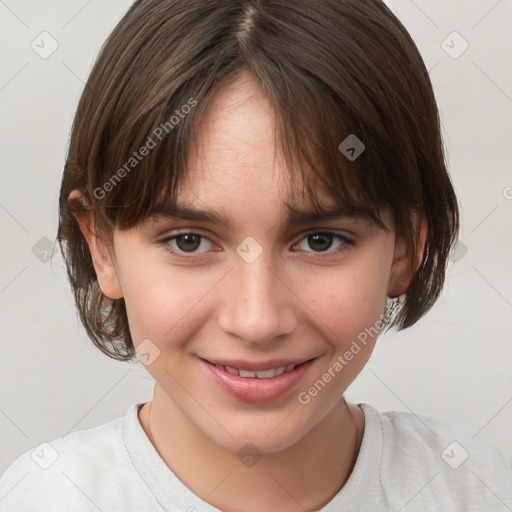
[304,255,390,341]
[295,262,389,415]
[119,261,214,346]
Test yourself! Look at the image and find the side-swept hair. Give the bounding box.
[58,0,459,360]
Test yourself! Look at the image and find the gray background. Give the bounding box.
[0,0,511,476]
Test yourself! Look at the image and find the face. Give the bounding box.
[89,70,410,454]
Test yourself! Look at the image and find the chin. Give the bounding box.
[200,407,321,456]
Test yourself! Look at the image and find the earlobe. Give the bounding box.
[387,215,428,297]
[69,192,123,300]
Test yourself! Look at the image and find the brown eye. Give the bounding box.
[293,232,352,256]
[161,232,216,259]
[175,234,202,252]
[307,233,334,252]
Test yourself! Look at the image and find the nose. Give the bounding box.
[217,251,298,347]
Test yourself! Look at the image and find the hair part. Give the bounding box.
[58,0,459,361]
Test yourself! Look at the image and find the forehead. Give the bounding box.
[169,74,286,202]
[153,158,382,233]
[149,70,388,231]
[186,70,279,184]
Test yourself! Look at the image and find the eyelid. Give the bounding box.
[291,231,352,254]
[158,228,219,247]
[159,228,353,260]
[158,230,218,262]
[294,227,354,240]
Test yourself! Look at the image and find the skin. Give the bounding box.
[74,70,425,511]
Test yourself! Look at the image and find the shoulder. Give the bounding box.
[375,405,511,473]
[0,404,156,511]
[360,403,512,510]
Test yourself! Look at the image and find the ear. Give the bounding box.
[387,214,428,297]
[69,191,123,300]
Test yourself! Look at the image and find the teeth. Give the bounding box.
[255,368,277,378]
[220,364,297,379]
[225,365,239,376]
[239,369,257,378]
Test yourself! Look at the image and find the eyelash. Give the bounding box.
[159,231,353,261]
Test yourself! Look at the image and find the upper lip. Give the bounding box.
[200,357,315,371]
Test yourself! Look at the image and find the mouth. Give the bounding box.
[213,362,299,379]
[200,357,316,403]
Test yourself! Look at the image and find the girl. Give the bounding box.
[1,0,511,510]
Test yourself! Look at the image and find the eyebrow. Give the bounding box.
[149,202,368,229]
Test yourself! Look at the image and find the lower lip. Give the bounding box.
[202,359,314,403]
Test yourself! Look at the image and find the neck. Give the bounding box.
[138,386,364,512]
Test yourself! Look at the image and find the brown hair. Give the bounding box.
[58,0,459,361]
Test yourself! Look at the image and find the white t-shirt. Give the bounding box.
[1,402,511,511]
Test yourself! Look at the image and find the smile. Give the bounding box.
[200,358,315,403]
[214,364,297,379]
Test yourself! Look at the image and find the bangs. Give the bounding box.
[89,65,396,234]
